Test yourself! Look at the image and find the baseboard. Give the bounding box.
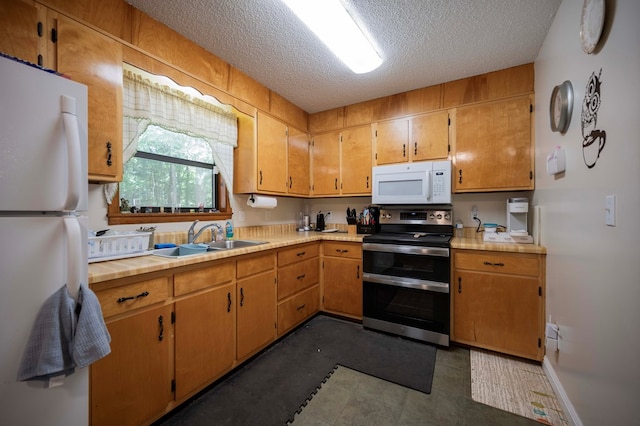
[542,356,583,426]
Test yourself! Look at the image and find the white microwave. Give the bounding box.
[372,160,452,205]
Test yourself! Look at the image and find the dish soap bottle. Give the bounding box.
[225,221,234,240]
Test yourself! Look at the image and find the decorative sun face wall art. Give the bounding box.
[581,68,606,168]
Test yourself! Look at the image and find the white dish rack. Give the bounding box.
[88,231,152,263]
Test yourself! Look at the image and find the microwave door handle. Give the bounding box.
[426,170,432,201]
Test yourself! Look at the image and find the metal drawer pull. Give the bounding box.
[227,292,232,312]
[240,287,244,307]
[296,251,306,257]
[483,261,505,266]
[297,274,306,280]
[336,249,349,253]
[296,304,306,311]
[158,315,164,341]
[116,291,149,304]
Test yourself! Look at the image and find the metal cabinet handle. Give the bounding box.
[458,277,461,293]
[296,304,306,311]
[366,176,369,188]
[158,315,164,341]
[289,176,293,188]
[336,249,349,253]
[356,265,360,279]
[116,291,149,304]
[106,141,113,167]
[414,142,418,155]
[403,143,406,157]
[259,170,263,185]
[335,178,338,190]
[483,261,505,267]
[296,274,306,280]
[227,292,232,312]
[296,251,306,257]
[240,287,244,307]
[458,169,463,184]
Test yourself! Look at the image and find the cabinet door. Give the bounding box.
[341,125,372,195]
[257,112,287,193]
[90,304,173,426]
[174,282,236,400]
[454,96,533,192]
[411,111,449,161]
[0,1,40,65]
[312,131,341,195]
[453,270,542,359]
[287,125,310,195]
[57,15,123,182]
[322,257,362,319]
[375,118,409,165]
[237,270,277,360]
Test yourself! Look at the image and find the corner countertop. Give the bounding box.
[451,235,547,255]
[89,231,363,284]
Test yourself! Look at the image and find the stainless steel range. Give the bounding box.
[362,205,453,346]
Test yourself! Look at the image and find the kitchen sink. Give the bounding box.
[207,240,267,250]
[153,240,267,258]
[153,247,211,259]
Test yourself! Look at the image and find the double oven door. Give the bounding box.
[362,242,450,346]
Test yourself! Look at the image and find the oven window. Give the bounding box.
[363,250,450,283]
[363,282,450,334]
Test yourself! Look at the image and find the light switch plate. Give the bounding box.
[605,195,615,226]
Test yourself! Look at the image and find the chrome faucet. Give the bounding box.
[187,220,223,244]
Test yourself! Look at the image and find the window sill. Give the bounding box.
[108,211,232,225]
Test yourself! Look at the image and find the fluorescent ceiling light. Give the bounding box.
[281,0,382,74]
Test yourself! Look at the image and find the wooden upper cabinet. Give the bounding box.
[374,118,409,165]
[56,15,123,182]
[256,112,288,193]
[341,125,372,195]
[0,1,40,65]
[287,126,310,196]
[411,111,450,161]
[312,131,341,196]
[454,95,533,192]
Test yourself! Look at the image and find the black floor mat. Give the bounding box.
[156,315,437,426]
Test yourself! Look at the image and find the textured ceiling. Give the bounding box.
[126,0,561,114]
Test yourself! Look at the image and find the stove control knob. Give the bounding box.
[428,213,435,220]
[436,213,443,220]
[444,213,451,220]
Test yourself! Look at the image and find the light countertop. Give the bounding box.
[89,231,363,284]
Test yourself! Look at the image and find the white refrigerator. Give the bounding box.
[0,55,90,425]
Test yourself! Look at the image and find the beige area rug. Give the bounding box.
[470,349,568,425]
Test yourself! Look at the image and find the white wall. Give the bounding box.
[533,1,640,424]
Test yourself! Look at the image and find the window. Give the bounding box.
[120,125,219,213]
[107,65,237,225]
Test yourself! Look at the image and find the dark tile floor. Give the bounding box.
[290,345,541,426]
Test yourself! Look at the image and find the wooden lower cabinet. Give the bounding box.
[321,242,363,319]
[452,250,545,361]
[236,253,277,361]
[90,303,173,426]
[174,282,236,400]
[277,243,320,335]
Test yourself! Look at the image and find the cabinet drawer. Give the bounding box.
[174,261,235,296]
[278,257,319,300]
[278,243,319,267]
[277,285,320,336]
[454,251,540,276]
[322,242,362,259]
[237,252,275,279]
[96,277,170,319]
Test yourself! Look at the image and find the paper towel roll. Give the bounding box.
[247,195,277,209]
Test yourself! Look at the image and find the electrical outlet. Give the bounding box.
[264,210,271,221]
[470,205,479,223]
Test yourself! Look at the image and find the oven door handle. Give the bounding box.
[362,243,449,257]
[363,273,450,293]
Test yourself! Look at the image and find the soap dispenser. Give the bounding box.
[225,221,234,240]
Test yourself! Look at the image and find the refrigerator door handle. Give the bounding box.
[61,95,81,211]
[64,216,82,301]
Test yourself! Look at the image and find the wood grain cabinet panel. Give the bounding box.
[454,95,533,192]
[452,249,545,361]
[174,282,236,400]
[277,285,320,336]
[0,1,40,65]
[90,304,173,426]
[56,15,123,182]
[341,125,372,195]
[321,242,362,319]
[236,269,277,361]
[287,125,310,195]
[95,276,170,319]
[312,131,341,196]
